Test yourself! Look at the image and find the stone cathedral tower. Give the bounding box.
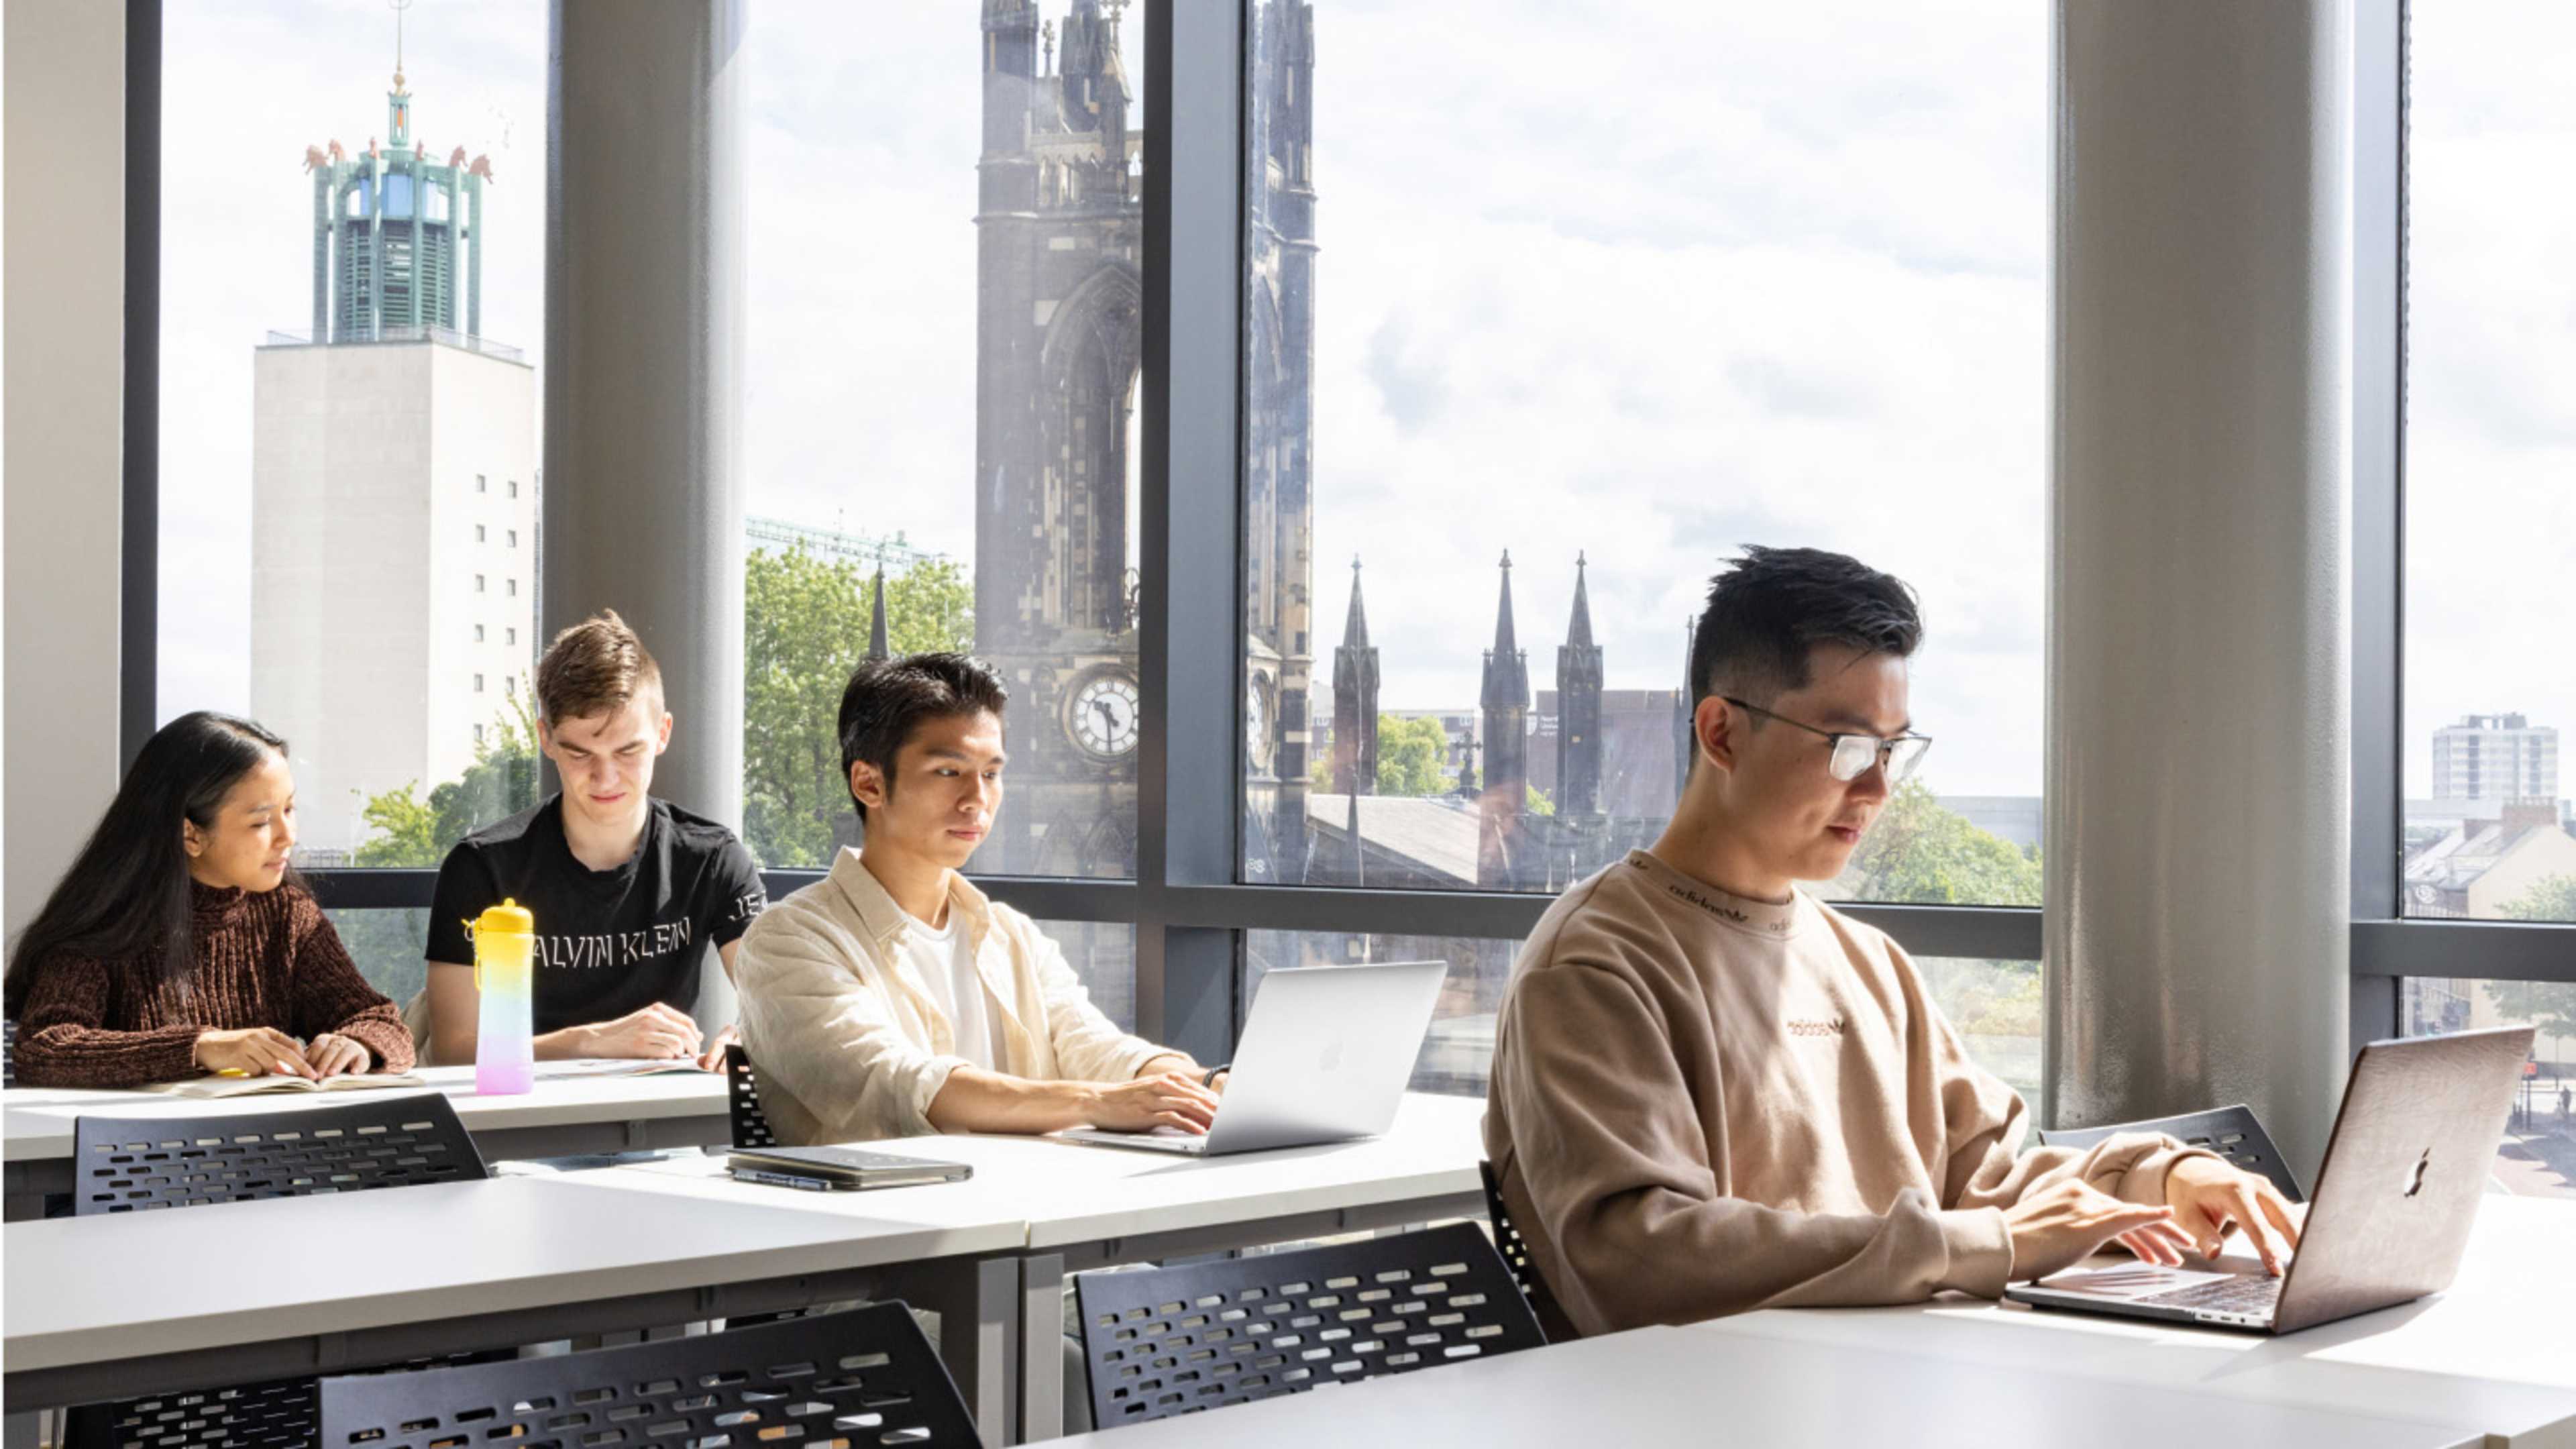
[973,0,1148,877]
[1242,0,1319,883]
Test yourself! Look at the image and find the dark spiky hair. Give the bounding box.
[1686,546,1923,714]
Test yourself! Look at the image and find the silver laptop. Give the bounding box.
[1055,960,1447,1157]
[2006,1025,2534,1333]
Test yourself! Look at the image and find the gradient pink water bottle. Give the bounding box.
[472,899,536,1095]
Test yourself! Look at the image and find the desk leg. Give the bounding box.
[918,1257,1020,1446]
[1020,1253,1067,1446]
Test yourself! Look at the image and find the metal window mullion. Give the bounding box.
[121,0,164,769]
[1132,0,1250,1061]
[2351,0,2406,1049]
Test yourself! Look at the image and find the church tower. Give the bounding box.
[973,0,1146,877]
[307,56,488,343]
[1242,0,1319,883]
[1479,551,1532,888]
[1556,553,1603,819]
[1330,557,1379,796]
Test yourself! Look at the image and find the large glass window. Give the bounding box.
[1244,930,2039,1102]
[741,3,1146,887]
[2402,7,2576,922]
[1236,2,2049,908]
[156,1,547,869]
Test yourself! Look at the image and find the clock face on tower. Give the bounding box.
[1245,673,1276,773]
[1067,670,1142,761]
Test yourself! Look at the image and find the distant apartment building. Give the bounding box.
[2432,712,2559,804]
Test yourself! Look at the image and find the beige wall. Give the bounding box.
[4,2,128,940]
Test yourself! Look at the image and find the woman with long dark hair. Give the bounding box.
[4,711,413,1087]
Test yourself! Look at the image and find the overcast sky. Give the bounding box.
[158,1,2571,804]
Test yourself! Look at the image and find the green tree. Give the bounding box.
[1839,778,2043,907]
[740,547,973,867]
[339,694,541,1002]
[2500,874,2576,924]
[2488,877,2576,1063]
[1374,714,1456,797]
[1525,784,1554,817]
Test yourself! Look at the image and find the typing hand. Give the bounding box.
[2004,1179,2195,1281]
[1083,1071,1222,1135]
[2164,1157,2302,1275]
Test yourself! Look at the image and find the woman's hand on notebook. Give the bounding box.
[193,1026,317,1079]
[306,1032,371,1078]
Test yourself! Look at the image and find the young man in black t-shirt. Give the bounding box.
[423,611,765,1067]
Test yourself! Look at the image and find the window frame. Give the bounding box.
[112,0,2570,1073]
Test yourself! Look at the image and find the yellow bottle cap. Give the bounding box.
[473,898,535,934]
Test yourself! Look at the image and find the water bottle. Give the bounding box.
[472,898,536,1095]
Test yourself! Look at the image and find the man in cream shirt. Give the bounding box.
[1487,547,2303,1336]
[735,652,1223,1146]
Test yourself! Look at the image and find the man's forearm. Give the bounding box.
[924,1066,1099,1134]
[532,1024,598,1060]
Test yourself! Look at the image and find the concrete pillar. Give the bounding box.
[2045,0,2352,1179]
[5,1,130,941]
[544,0,747,1030]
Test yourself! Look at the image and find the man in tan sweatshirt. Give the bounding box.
[1485,546,2301,1336]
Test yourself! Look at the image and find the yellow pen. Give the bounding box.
[215,1067,250,1078]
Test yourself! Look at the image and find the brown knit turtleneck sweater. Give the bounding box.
[11,879,415,1088]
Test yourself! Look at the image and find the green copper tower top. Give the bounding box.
[303,5,494,347]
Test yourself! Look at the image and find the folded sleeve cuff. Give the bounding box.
[903,1055,975,1136]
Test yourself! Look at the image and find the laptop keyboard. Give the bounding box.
[2138,1275,2282,1316]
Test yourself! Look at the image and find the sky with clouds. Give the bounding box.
[156,1,2570,807]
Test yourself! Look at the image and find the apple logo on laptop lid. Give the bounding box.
[1318,1040,1344,1074]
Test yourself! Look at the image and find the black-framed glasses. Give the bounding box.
[1721,697,1933,784]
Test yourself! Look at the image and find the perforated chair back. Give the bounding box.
[319,1303,981,1449]
[1075,1220,1544,1428]
[2037,1103,2304,1203]
[71,1091,486,1214]
[1477,1159,1570,1343]
[727,1042,780,1148]
[64,1374,318,1449]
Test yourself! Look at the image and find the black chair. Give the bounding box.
[3,1016,18,1086]
[64,1094,492,1449]
[1073,1221,1544,1428]
[726,1042,781,1148]
[319,1303,982,1449]
[2037,1103,2304,1202]
[71,1091,486,1214]
[1476,1159,1571,1344]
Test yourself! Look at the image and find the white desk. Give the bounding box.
[1696,1195,2576,1448]
[0,1173,1029,1431]
[590,1091,1492,1442]
[2,1065,732,1215]
[1024,1322,2475,1448]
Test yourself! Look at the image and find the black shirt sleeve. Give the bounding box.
[425,842,497,967]
[705,837,767,949]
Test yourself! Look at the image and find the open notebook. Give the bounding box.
[140,1071,429,1099]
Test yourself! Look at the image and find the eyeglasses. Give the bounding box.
[1721,697,1932,784]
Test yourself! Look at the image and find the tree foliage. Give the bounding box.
[2489,876,2576,1057]
[1374,714,1456,797]
[1840,778,2043,907]
[740,547,973,867]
